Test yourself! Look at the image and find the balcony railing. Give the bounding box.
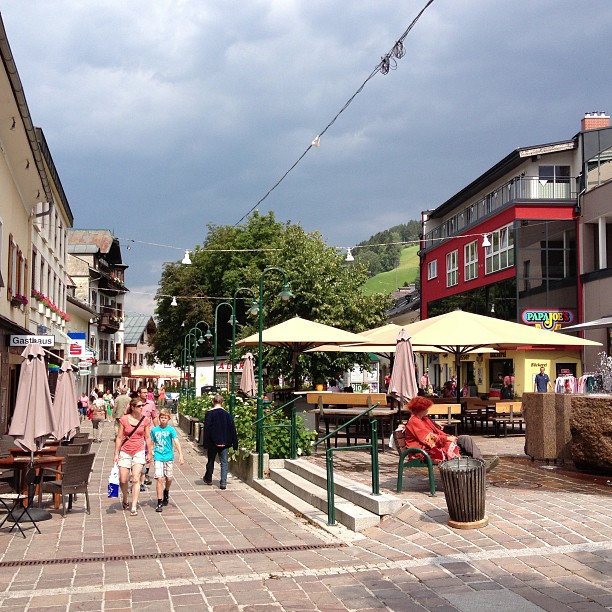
[98,312,121,333]
[423,175,576,249]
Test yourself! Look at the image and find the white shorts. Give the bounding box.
[118,449,146,469]
[154,460,174,479]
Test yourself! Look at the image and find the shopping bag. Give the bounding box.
[107,463,120,498]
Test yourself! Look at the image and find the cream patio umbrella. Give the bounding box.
[9,343,57,452]
[387,330,419,405]
[239,352,257,397]
[52,360,80,441]
[361,310,602,401]
[236,316,369,387]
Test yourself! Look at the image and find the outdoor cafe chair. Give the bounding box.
[0,473,42,538]
[37,453,95,517]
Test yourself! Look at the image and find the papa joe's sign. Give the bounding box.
[521,309,574,331]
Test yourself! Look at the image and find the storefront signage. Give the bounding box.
[216,361,244,371]
[521,309,574,331]
[68,332,86,357]
[10,335,54,347]
[491,352,506,358]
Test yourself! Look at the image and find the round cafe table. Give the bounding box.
[0,455,65,522]
[8,446,57,457]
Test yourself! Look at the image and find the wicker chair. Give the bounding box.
[37,453,95,517]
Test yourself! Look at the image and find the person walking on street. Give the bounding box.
[114,398,153,516]
[151,408,184,512]
[113,387,130,437]
[203,394,238,489]
[91,391,107,442]
[534,366,551,392]
[138,386,159,490]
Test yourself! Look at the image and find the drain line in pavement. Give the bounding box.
[0,542,346,568]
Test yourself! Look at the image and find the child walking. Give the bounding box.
[150,408,184,512]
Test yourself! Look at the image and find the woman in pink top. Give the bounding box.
[113,398,153,516]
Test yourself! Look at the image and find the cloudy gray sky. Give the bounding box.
[2,1,612,314]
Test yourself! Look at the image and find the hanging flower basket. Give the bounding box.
[10,294,28,308]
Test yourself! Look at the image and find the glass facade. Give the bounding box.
[426,219,577,323]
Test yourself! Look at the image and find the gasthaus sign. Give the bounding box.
[10,335,55,347]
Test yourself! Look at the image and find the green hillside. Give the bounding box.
[362,245,420,295]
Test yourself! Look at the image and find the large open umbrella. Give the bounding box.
[130,368,162,378]
[9,344,57,452]
[360,310,602,401]
[236,316,369,387]
[239,352,257,397]
[388,330,419,405]
[53,360,80,441]
[561,315,612,332]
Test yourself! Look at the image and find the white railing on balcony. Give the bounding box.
[423,175,576,248]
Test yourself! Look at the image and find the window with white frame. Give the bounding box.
[464,240,478,281]
[446,250,458,287]
[485,224,515,274]
[427,259,438,280]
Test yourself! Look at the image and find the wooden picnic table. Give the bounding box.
[307,407,396,451]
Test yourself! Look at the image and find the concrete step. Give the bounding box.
[282,459,403,516]
[249,478,365,540]
[269,466,380,532]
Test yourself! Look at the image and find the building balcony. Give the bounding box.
[423,175,576,250]
[97,313,120,334]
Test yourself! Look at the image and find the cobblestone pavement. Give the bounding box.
[0,420,611,611]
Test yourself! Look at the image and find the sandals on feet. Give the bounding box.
[122,501,130,510]
[130,508,138,516]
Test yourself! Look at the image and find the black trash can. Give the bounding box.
[439,457,488,529]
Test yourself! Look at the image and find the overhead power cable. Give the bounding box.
[234,0,435,225]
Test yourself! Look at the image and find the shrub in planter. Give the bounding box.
[179,391,316,460]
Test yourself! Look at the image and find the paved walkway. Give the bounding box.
[0,420,611,611]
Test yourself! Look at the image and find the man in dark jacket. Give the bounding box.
[203,394,238,489]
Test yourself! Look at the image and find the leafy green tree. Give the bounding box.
[153,212,390,386]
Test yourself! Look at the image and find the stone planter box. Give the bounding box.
[570,395,612,475]
[38,303,44,314]
[524,392,612,474]
[230,450,269,484]
[523,392,572,462]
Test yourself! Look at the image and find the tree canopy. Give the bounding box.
[153,212,390,386]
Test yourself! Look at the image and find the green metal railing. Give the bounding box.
[252,396,300,479]
[314,403,381,525]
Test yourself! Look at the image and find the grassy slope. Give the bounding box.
[362,245,420,295]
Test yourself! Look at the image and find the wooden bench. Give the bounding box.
[427,403,462,436]
[393,429,435,496]
[491,401,524,437]
[460,397,494,432]
[306,393,390,450]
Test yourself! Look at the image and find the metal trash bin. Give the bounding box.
[439,457,488,529]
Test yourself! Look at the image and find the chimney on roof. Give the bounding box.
[581,112,610,131]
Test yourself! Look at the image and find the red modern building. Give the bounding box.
[419,113,612,394]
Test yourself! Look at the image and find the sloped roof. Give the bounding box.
[123,313,156,346]
[67,229,115,254]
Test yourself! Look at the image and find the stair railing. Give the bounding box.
[252,396,300,479]
[314,403,380,525]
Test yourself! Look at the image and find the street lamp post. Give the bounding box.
[256,267,293,479]
[182,330,201,400]
[213,302,233,393]
[190,321,212,397]
[229,288,258,415]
